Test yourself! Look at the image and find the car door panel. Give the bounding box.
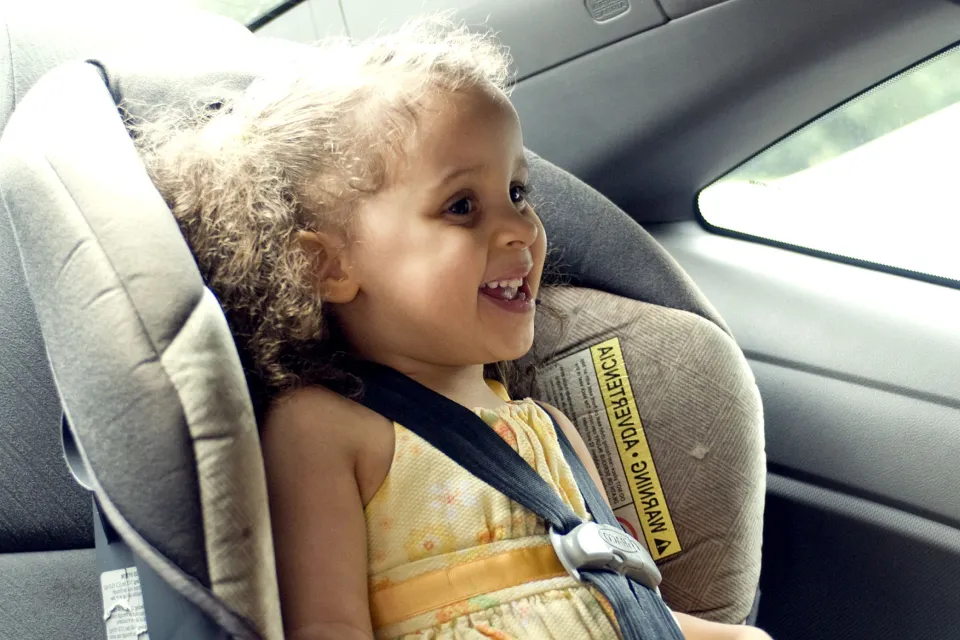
[763,473,960,640]
[651,222,960,639]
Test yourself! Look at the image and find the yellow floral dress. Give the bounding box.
[364,381,621,639]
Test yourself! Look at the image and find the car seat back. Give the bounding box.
[0,7,764,639]
[0,5,281,639]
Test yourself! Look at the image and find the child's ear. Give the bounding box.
[297,230,360,304]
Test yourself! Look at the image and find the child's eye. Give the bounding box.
[446,196,475,216]
[510,184,528,205]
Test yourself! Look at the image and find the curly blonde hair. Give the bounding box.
[134,16,513,394]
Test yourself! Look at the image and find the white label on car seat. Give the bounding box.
[101,567,150,640]
[538,337,682,561]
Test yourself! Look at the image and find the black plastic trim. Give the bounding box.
[759,473,960,640]
[247,0,309,31]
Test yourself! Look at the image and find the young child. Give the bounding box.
[138,17,772,640]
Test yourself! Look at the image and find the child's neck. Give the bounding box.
[383,359,506,411]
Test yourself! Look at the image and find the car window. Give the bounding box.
[698,43,960,284]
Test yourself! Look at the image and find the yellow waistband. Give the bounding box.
[369,543,568,630]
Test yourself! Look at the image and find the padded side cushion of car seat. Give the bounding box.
[0,60,281,640]
[525,150,730,337]
[527,286,765,624]
[0,2,254,558]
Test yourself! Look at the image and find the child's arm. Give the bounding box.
[261,387,376,640]
[675,612,772,639]
[540,403,773,640]
[538,401,612,506]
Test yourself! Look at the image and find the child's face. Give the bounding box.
[333,85,546,371]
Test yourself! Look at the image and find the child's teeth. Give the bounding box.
[481,277,526,293]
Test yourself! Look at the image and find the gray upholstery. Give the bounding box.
[0,4,155,559]
[4,59,211,581]
[0,548,101,639]
[0,0,254,553]
[528,150,730,335]
[0,60,281,638]
[0,207,92,553]
[0,6,271,640]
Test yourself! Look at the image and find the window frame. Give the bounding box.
[695,40,960,292]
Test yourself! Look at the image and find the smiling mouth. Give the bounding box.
[479,277,533,302]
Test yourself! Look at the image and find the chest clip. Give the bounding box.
[550,521,662,591]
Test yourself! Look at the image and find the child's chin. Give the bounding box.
[496,336,536,363]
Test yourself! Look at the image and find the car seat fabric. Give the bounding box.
[0,6,259,640]
[525,150,731,337]
[0,7,282,640]
[0,8,765,640]
[0,59,282,638]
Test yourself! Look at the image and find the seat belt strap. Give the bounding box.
[546,405,620,529]
[546,407,681,628]
[338,360,683,640]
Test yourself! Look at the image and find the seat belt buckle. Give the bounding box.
[550,522,662,591]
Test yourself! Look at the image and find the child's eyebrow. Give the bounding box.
[436,164,483,187]
[432,156,530,190]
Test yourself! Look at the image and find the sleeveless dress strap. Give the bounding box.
[485,379,512,402]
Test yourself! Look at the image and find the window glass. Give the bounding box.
[699,44,960,283]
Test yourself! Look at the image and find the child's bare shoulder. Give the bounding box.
[264,385,386,448]
[262,385,395,504]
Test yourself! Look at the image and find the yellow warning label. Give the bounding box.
[589,338,681,560]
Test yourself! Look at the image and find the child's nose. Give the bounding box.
[495,208,539,249]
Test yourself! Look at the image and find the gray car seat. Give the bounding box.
[0,6,764,640]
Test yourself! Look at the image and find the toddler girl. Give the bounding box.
[137,16,771,640]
